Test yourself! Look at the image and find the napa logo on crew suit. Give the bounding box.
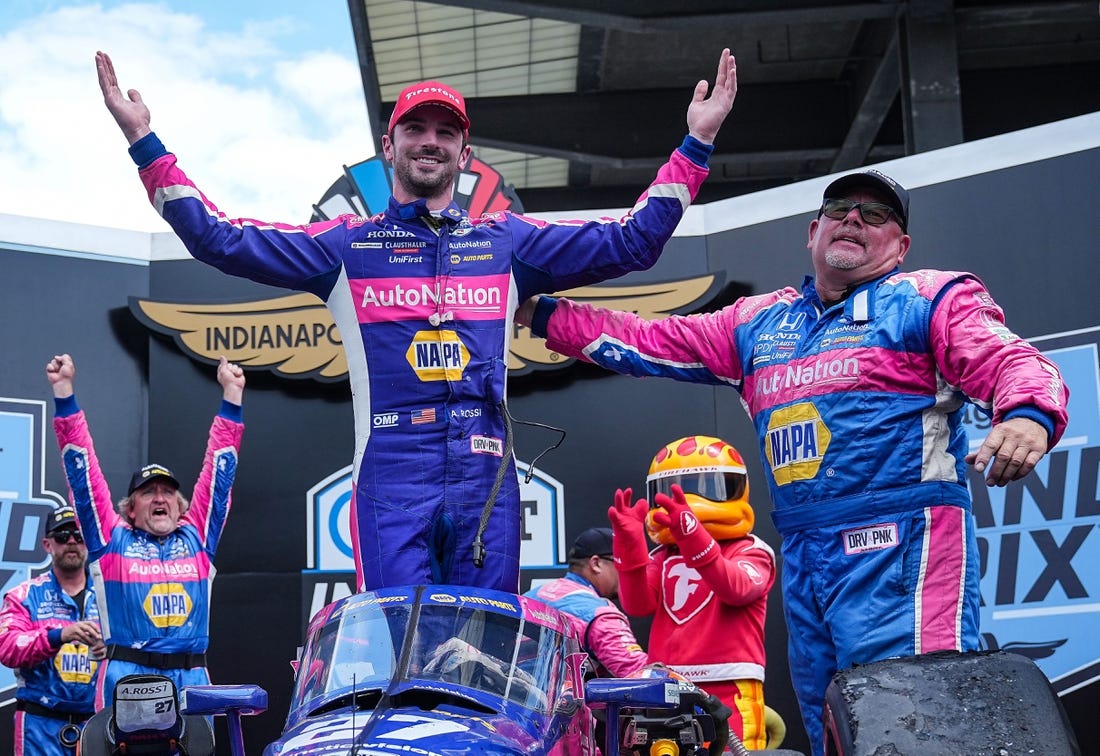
[764,402,832,485]
[54,643,98,684]
[406,330,470,381]
[142,583,194,628]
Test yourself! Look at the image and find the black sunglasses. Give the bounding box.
[49,530,84,544]
[820,197,901,227]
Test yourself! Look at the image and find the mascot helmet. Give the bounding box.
[645,436,754,544]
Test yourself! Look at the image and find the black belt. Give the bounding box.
[15,700,91,723]
[106,644,206,670]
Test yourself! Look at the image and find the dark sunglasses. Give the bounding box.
[49,530,84,544]
[820,197,900,227]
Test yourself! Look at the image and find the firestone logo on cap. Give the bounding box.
[388,80,470,133]
[402,84,462,108]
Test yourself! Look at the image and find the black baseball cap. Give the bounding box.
[45,506,78,535]
[822,169,910,231]
[568,527,614,560]
[127,464,180,496]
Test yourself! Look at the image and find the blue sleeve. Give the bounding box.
[54,395,80,418]
[530,296,560,338]
[218,399,243,423]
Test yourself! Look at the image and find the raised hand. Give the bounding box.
[651,484,719,566]
[96,50,152,145]
[216,356,246,404]
[686,48,738,145]
[607,488,650,571]
[46,354,76,398]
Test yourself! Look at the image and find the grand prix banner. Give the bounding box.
[967,326,1100,694]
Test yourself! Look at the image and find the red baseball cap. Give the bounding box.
[388,80,470,135]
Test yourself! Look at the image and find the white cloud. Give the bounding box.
[0,3,374,232]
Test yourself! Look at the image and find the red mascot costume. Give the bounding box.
[610,436,776,749]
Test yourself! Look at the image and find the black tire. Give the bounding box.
[820,650,1080,755]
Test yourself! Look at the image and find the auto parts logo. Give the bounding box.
[143,583,194,628]
[406,330,469,381]
[764,402,831,485]
[55,644,98,684]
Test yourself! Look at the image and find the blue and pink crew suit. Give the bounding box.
[527,267,1068,753]
[0,569,99,755]
[53,396,242,707]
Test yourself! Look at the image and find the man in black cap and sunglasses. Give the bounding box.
[517,168,1068,755]
[46,353,245,710]
[0,506,103,755]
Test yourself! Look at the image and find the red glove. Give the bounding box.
[607,488,650,572]
[651,484,720,567]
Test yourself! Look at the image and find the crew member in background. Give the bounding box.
[46,353,244,708]
[610,436,776,749]
[0,506,102,756]
[523,527,649,678]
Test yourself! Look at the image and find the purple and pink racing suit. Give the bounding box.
[52,395,242,708]
[523,573,648,678]
[529,269,1069,755]
[0,570,99,756]
[125,131,712,593]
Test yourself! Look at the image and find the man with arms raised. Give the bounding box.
[95,48,739,594]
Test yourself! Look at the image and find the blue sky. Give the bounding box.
[0,1,374,231]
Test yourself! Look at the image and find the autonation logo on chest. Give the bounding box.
[963,330,1100,695]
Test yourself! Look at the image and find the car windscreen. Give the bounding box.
[410,604,561,713]
[292,598,410,710]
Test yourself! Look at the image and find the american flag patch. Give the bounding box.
[411,408,437,425]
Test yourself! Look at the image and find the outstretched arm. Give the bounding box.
[184,356,244,548]
[47,353,122,547]
[96,50,152,146]
[686,48,738,145]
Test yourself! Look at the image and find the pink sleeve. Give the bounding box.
[53,410,121,551]
[930,275,1069,447]
[545,299,746,384]
[0,586,54,668]
[585,607,650,677]
[182,413,243,551]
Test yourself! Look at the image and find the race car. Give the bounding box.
[262,584,736,756]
